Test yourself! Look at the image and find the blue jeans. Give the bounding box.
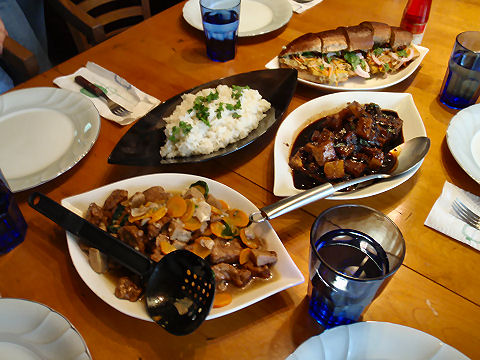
[0,0,52,92]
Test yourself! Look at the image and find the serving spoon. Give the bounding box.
[250,136,430,223]
[28,193,215,336]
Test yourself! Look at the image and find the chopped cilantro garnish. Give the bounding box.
[344,52,362,69]
[232,112,241,119]
[373,47,384,56]
[221,221,235,238]
[168,126,181,142]
[168,121,192,143]
[319,64,325,71]
[216,102,224,119]
[231,85,249,100]
[301,51,316,58]
[383,63,390,72]
[397,49,408,57]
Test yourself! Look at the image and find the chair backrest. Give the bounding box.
[48,0,151,53]
[2,37,39,84]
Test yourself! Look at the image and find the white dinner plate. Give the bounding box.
[265,45,429,91]
[0,87,100,193]
[182,0,292,37]
[446,103,480,184]
[287,321,469,360]
[274,92,427,199]
[0,298,92,360]
[61,173,304,322]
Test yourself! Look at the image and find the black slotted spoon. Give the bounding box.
[28,192,215,336]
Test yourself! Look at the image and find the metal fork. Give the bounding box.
[452,198,480,229]
[74,76,131,116]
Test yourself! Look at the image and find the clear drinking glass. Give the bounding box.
[200,0,241,62]
[439,31,480,109]
[308,204,405,329]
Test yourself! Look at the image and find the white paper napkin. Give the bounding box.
[425,181,480,251]
[53,62,161,126]
[288,0,324,14]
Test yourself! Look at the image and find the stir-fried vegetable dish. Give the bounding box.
[83,181,278,308]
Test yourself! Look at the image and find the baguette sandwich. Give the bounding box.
[278,21,420,85]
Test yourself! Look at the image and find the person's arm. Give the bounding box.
[0,18,8,54]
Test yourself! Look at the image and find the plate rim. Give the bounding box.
[0,87,100,193]
[182,0,292,37]
[287,321,469,360]
[273,91,427,199]
[0,297,92,359]
[266,45,429,91]
[61,173,304,322]
[446,103,480,184]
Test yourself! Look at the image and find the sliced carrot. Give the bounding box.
[240,228,259,249]
[239,248,252,265]
[181,199,195,222]
[159,239,176,255]
[210,221,232,239]
[217,199,229,211]
[213,292,232,308]
[202,227,212,236]
[226,209,249,228]
[189,237,212,259]
[148,206,167,223]
[167,195,187,218]
[210,205,222,215]
[183,217,202,231]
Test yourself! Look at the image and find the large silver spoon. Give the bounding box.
[250,136,430,223]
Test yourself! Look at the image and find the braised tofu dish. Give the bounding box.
[84,181,278,308]
[289,101,403,189]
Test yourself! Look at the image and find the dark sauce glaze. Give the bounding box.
[291,104,404,190]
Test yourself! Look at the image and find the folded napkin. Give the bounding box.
[425,181,480,251]
[53,62,161,126]
[288,0,324,14]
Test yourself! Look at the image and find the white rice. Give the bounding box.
[160,85,271,158]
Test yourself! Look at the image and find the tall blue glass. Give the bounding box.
[440,31,480,109]
[200,0,240,62]
[0,169,27,254]
[308,205,405,329]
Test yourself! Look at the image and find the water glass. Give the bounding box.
[200,0,240,62]
[439,31,480,109]
[0,169,27,254]
[308,204,405,329]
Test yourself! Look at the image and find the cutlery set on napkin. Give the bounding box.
[425,181,480,251]
[54,62,161,126]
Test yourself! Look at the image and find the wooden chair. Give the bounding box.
[47,0,151,53]
[2,37,39,84]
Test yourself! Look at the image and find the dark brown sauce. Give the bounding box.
[290,104,404,190]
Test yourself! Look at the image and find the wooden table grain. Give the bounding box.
[2,0,480,358]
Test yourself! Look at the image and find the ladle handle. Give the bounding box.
[250,174,386,223]
[28,192,152,278]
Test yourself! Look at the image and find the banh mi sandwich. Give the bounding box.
[278,21,420,85]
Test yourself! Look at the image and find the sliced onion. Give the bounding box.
[390,52,401,62]
[404,47,415,62]
[354,65,370,78]
[371,53,384,66]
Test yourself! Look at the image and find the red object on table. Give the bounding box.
[400,0,432,45]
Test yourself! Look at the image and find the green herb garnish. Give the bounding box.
[169,121,192,143]
[383,63,390,72]
[373,47,384,56]
[344,51,362,69]
[216,102,224,118]
[397,49,408,57]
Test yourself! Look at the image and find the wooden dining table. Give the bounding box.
[1,0,480,358]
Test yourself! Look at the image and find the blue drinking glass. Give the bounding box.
[308,205,405,329]
[0,169,27,254]
[200,0,241,62]
[440,31,480,109]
